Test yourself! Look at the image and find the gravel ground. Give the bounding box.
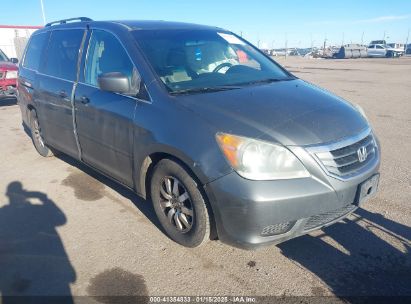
[0,57,410,303]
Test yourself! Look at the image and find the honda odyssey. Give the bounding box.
[17,18,380,249]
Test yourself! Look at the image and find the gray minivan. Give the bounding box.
[18,18,380,249]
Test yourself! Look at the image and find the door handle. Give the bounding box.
[58,90,68,98]
[80,96,90,104]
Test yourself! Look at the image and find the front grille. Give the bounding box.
[261,221,295,236]
[303,204,356,231]
[310,131,377,178]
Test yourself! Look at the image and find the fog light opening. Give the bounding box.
[261,221,295,237]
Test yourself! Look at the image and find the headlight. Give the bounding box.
[5,70,17,79]
[216,133,310,180]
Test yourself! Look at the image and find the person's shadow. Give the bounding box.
[0,182,76,304]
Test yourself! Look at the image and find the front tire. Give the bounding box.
[150,159,211,247]
[30,110,53,157]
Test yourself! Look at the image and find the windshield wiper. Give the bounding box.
[236,77,294,86]
[170,85,241,95]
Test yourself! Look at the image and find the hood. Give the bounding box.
[176,79,368,146]
[0,61,18,71]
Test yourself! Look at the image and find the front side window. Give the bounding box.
[133,29,291,93]
[43,29,84,81]
[85,30,138,91]
[23,32,49,70]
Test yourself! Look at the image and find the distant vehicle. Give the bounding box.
[0,49,18,99]
[297,48,313,56]
[270,50,278,56]
[370,40,386,45]
[260,49,271,56]
[272,48,289,56]
[367,44,401,58]
[387,43,405,54]
[288,49,301,56]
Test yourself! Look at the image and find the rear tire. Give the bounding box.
[30,110,53,157]
[150,159,211,247]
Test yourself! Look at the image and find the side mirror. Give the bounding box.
[10,58,18,64]
[98,72,130,94]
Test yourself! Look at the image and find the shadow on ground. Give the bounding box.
[56,153,164,236]
[0,181,75,303]
[278,208,411,297]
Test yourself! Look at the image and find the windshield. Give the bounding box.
[133,29,292,93]
[0,49,9,62]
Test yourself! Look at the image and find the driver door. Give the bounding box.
[74,29,138,186]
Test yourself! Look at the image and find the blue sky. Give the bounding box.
[1,0,410,48]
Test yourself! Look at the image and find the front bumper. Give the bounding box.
[204,147,380,249]
[0,79,17,97]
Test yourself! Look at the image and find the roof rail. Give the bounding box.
[45,17,93,27]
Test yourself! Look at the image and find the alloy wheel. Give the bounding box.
[33,117,45,147]
[159,176,194,233]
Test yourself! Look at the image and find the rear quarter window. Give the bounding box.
[42,29,84,81]
[23,32,49,71]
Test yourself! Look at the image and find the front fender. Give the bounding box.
[131,100,232,197]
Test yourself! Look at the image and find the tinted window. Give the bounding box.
[43,30,84,81]
[85,30,136,88]
[23,32,49,70]
[376,45,384,49]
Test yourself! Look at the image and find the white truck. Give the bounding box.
[367,43,403,58]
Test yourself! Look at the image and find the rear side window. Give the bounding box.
[84,30,135,87]
[23,32,49,70]
[43,30,84,81]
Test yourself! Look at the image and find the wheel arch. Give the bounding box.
[137,150,207,200]
[138,150,218,240]
[26,104,36,124]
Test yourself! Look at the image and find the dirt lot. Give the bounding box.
[0,57,410,302]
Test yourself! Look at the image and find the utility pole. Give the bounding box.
[285,33,288,59]
[361,31,364,45]
[342,32,345,46]
[40,0,46,25]
[310,33,314,50]
[406,28,410,53]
